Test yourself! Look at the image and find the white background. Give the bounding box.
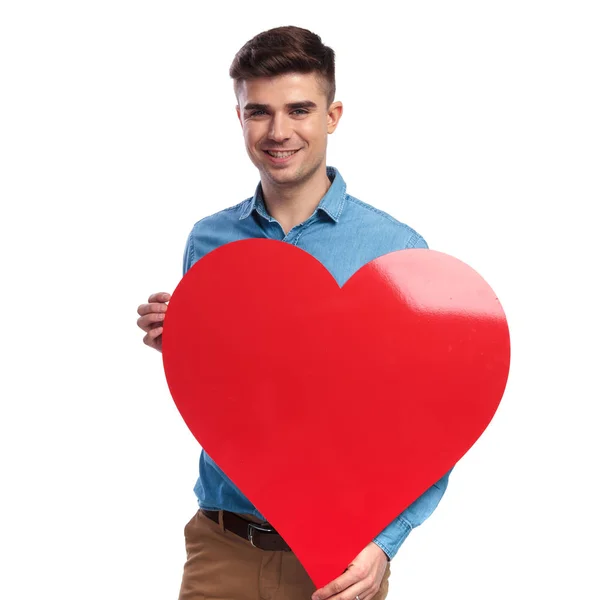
[1,1,599,599]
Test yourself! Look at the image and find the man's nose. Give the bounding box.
[268,113,292,142]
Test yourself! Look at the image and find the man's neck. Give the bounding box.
[261,167,332,235]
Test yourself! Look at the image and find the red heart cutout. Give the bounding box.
[162,239,510,587]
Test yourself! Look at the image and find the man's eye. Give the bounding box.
[248,109,308,117]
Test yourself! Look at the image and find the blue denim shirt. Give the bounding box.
[182,165,452,560]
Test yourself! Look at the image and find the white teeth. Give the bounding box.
[266,150,298,158]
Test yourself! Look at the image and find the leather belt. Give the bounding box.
[201,509,291,552]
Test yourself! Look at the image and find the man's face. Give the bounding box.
[236,72,342,188]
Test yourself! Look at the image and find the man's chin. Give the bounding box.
[262,166,301,185]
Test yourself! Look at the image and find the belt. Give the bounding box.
[201,509,291,552]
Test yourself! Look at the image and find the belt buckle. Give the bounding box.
[247,522,275,548]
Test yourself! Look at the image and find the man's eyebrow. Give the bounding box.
[243,101,318,111]
[287,101,318,110]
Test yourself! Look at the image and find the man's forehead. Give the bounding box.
[238,72,325,104]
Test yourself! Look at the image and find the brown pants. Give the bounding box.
[178,510,391,600]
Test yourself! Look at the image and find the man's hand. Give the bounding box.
[137,292,171,352]
[311,542,389,600]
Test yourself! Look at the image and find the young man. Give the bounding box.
[137,26,451,600]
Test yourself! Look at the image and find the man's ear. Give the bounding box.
[236,105,243,128]
[327,101,343,134]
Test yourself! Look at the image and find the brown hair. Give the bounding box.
[229,26,336,107]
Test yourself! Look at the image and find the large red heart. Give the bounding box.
[162,239,510,587]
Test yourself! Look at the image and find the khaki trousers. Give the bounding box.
[178,510,391,600]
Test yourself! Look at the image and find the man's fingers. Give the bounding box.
[137,292,171,318]
[312,569,361,600]
[137,293,170,351]
[143,327,163,348]
[145,326,163,340]
[148,292,171,303]
[137,311,166,332]
[338,582,373,600]
[137,302,169,317]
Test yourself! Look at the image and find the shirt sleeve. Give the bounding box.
[407,231,429,249]
[372,467,453,560]
[182,228,195,276]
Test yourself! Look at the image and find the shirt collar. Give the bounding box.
[239,165,347,223]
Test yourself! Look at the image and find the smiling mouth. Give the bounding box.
[263,149,301,158]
